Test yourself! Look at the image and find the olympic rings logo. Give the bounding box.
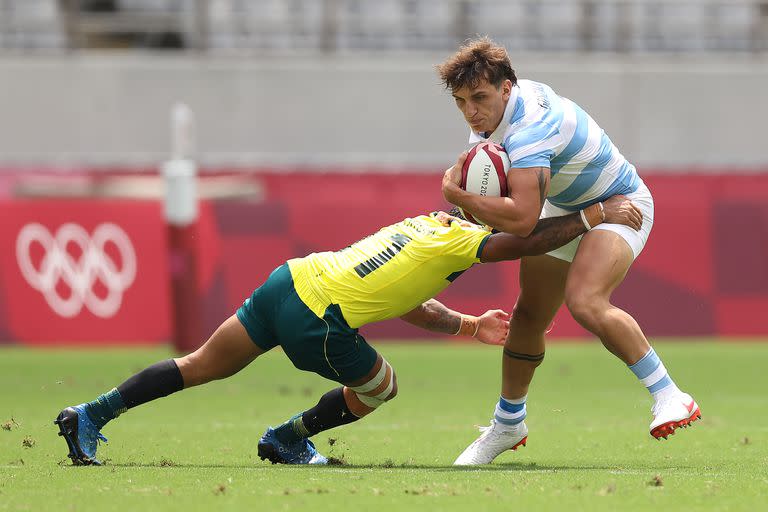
[16,223,137,318]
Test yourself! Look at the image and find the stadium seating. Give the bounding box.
[1,0,766,53]
[0,0,65,50]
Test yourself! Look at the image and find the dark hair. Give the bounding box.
[447,206,467,221]
[436,36,517,91]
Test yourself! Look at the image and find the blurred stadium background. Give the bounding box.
[1,0,767,348]
[2,3,768,510]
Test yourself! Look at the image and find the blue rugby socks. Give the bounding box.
[494,395,527,430]
[628,347,680,400]
[84,388,126,430]
[273,413,311,445]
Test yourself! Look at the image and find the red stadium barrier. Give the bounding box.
[0,171,766,345]
[192,172,768,340]
[0,199,171,345]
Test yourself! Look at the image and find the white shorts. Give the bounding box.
[541,182,654,263]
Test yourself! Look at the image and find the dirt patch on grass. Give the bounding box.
[2,418,19,431]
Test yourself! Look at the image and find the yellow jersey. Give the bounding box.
[287,214,491,328]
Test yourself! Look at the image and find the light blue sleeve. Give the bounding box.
[503,123,559,169]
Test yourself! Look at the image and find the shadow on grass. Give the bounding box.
[94,460,690,472]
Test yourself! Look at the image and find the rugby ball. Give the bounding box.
[458,142,510,225]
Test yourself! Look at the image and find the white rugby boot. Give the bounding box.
[649,392,701,440]
[453,419,528,465]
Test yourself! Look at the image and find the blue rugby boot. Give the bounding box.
[257,427,328,465]
[54,405,108,465]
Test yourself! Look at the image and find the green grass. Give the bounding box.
[1,341,767,511]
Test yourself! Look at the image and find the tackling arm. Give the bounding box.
[480,194,643,263]
[400,299,509,345]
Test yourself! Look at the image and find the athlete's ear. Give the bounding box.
[502,79,512,101]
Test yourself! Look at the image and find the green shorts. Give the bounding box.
[236,264,378,383]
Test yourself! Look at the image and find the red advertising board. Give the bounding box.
[0,170,766,345]
[0,200,171,345]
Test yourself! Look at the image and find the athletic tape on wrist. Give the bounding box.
[581,203,605,230]
[455,315,480,337]
[579,209,593,230]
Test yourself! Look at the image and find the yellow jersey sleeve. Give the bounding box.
[288,214,491,328]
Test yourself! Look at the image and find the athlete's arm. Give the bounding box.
[400,299,510,345]
[442,152,550,237]
[480,195,643,263]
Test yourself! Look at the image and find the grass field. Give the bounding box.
[1,340,767,511]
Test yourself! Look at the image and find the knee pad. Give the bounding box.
[345,359,396,414]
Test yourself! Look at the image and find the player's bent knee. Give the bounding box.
[565,291,605,328]
[511,302,554,333]
[344,358,397,417]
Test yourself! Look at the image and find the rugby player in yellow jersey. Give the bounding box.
[54,196,641,466]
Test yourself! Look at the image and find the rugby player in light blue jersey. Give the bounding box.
[437,37,701,465]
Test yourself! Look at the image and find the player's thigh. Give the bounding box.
[565,229,635,302]
[279,302,379,384]
[324,331,380,384]
[514,254,570,329]
[179,263,291,386]
[176,315,265,386]
[281,330,378,384]
[236,264,289,353]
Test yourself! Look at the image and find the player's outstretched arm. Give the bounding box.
[480,195,642,263]
[400,299,510,345]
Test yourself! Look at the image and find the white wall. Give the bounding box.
[0,53,766,170]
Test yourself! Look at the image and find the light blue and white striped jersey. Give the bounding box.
[469,80,642,211]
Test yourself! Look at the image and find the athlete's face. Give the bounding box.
[452,79,512,134]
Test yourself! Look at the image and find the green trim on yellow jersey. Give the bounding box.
[287,214,491,329]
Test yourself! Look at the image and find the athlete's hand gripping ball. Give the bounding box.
[473,309,511,346]
[441,151,468,205]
